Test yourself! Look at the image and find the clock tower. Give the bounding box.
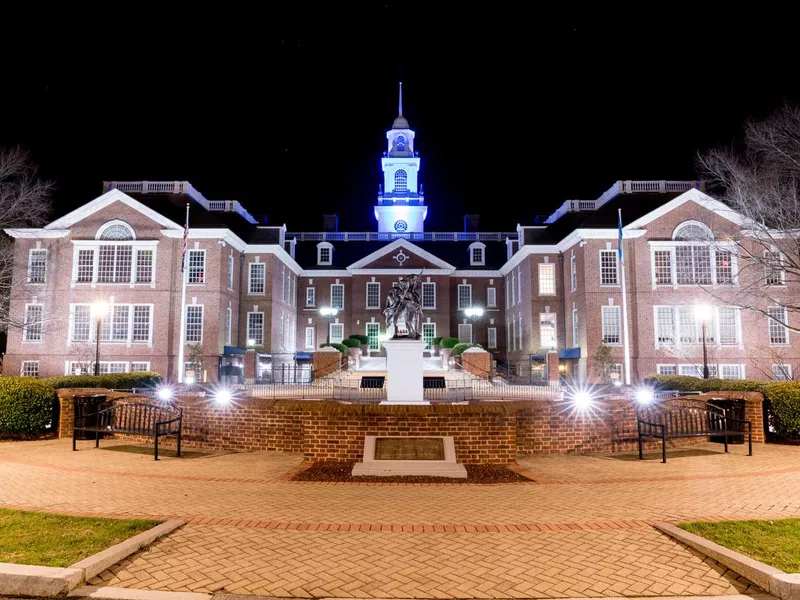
[375,82,427,233]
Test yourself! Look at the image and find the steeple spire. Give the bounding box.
[391,81,410,130]
[398,81,403,116]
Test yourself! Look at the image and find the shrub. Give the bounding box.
[45,372,162,391]
[0,377,56,435]
[348,334,369,344]
[320,342,348,353]
[764,382,800,438]
[342,338,361,348]
[432,337,444,346]
[440,337,459,349]
[451,343,481,356]
[643,374,768,394]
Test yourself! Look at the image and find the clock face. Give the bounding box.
[394,219,408,232]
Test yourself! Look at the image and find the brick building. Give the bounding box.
[4,89,796,382]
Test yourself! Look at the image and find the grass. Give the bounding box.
[0,508,159,567]
[680,518,800,573]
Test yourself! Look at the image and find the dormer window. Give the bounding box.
[469,242,486,266]
[317,242,333,266]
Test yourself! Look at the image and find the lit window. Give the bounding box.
[366,282,381,309]
[23,304,43,341]
[187,250,205,284]
[601,306,622,345]
[539,313,556,349]
[657,365,677,375]
[249,263,266,294]
[572,308,578,347]
[772,364,792,380]
[422,322,436,349]
[486,287,497,308]
[422,282,436,309]
[457,284,472,309]
[28,249,47,283]
[394,169,407,192]
[600,250,619,286]
[654,250,672,285]
[366,322,380,351]
[136,250,153,283]
[538,263,556,295]
[765,249,786,286]
[768,307,789,345]
[247,312,264,346]
[306,287,316,306]
[21,361,39,378]
[330,284,345,309]
[570,254,576,291]
[329,323,344,344]
[487,327,497,349]
[186,305,204,343]
[305,326,315,349]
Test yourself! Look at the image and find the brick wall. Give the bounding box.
[461,350,490,378]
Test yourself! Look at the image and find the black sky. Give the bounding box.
[2,5,799,232]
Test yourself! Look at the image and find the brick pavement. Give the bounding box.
[2,439,798,597]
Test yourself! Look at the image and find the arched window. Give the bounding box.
[672,221,713,241]
[97,221,135,241]
[394,169,408,192]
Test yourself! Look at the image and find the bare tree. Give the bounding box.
[0,147,54,330]
[700,103,800,332]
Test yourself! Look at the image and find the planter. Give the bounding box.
[361,344,370,356]
[432,344,441,357]
[348,347,362,367]
[441,348,452,367]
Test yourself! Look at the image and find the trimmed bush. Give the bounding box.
[440,337,459,349]
[452,343,481,356]
[348,334,369,345]
[643,374,767,394]
[764,382,800,438]
[0,377,56,435]
[320,342,348,353]
[432,337,444,346]
[45,372,162,391]
[342,338,361,348]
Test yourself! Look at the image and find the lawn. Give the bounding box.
[0,508,159,567]
[680,518,800,573]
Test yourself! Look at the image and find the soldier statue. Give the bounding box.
[384,274,423,339]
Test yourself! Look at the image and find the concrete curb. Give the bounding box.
[70,585,211,600]
[655,522,800,600]
[70,520,185,581]
[0,563,83,597]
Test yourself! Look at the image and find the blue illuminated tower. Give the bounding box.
[375,82,427,233]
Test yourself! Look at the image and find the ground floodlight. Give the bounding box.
[215,388,233,405]
[157,387,173,401]
[635,388,654,405]
[571,390,593,410]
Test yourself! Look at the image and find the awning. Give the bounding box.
[529,347,581,360]
[295,352,313,360]
[223,346,247,355]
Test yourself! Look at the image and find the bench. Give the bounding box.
[73,398,183,461]
[637,398,752,463]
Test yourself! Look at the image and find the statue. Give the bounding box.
[384,274,423,339]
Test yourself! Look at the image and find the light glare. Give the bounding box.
[215,389,233,405]
[157,387,173,401]
[635,388,654,405]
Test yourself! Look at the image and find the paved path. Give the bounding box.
[2,439,798,598]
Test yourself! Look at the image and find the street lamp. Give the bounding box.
[319,307,338,345]
[464,307,484,344]
[694,303,712,379]
[90,301,109,376]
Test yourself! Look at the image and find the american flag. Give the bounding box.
[181,203,190,272]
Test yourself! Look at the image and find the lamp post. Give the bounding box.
[319,307,338,345]
[90,301,109,376]
[695,303,712,379]
[464,307,484,344]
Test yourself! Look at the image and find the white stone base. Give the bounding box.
[351,435,467,479]
[382,338,428,404]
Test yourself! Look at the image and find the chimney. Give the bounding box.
[463,214,480,232]
[259,214,269,225]
[322,214,339,232]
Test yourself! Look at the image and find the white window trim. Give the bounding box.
[457,284,472,310]
[306,286,316,307]
[130,361,151,372]
[366,281,381,309]
[458,323,473,343]
[601,305,622,346]
[366,322,381,353]
[469,242,486,266]
[226,306,232,346]
[20,360,39,377]
[539,312,557,349]
[599,249,620,287]
[422,322,437,350]
[486,286,497,308]
[330,283,345,309]
[772,364,793,380]
[186,249,207,286]
[69,303,154,346]
[421,281,437,309]
[246,311,265,346]
[648,241,738,289]
[96,220,136,240]
[305,326,315,349]
[22,303,43,342]
[538,263,556,296]
[768,306,791,347]
[656,364,678,376]
[572,308,578,347]
[329,322,345,344]
[71,241,159,286]
[185,305,204,343]
[487,326,497,349]
[653,305,741,349]
[248,262,266,295]
[227,254,235,290]
[764,248,787,286]
[317,242,333,266]
[570,253,576,292]
[719,364,745,380]
[27,248,48,284]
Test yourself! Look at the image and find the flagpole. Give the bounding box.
[618,208,632,385]
[177,203,190,383]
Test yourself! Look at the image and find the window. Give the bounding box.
[539,313,556,349]
[306,287,316,306]
[679,364,717,377]
[279,313,285,349]
[772,364,792,380]
[715,250,733,285]
[570,254,576,291]
[317,243,332,265]
[718,307,739,345]
[539,263,556,295]
[98,245,132,283]
[99,223,134,240]
[99,362,127,374]
[518,270,522,303]
[329,322,344,344]
[505,277,510,308]
[488,327,497,349]
[572,308,578,347]
[654,250,672,285]
[366,322,380,351]
[511,275,516,305]
[228,255,234,290]
[247,312,264,346]
[28,249,47,283]
[608,364,623,382]
[676,245,712,284]
[136,249,153,283]
[457,284,472,309]
[656,307,676,345]
[102,305,130,342]
[248,263,266,294]
[366,282,381,309]
[601,306,622,345]
[768,306,789,345]
[422,282,436,309]
[469,243,485,266]
[330,284,345,309]
[422,322,436,349]
[657,365,677,375]
[519,317,523,350]
[281,268,286,303]
[599,250,619,286]
[226,306,232,345]
[23,304,43,341]
[132,305,151,342]
[720,365,743,380]
[765,249,786,286]
[186,305,204,343]
[458,323,472,343]
[77,249,94,283]
[674,222,713,241]
[71,304,151,343]
[394,169,407,192]
[187,250,205,284]
[131,362,150,372]
[508,319,514,352]
[21,361,39,378]
[305,326,315,349]
[678,307,700,345]
[486,287,497,308]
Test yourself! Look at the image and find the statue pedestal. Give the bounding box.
[381,339,429,405]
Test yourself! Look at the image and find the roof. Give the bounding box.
[392,115,410,129]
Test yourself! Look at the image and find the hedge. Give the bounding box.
[0,378,56,435]
[45,372,162,391]
[348,334,369,344]
[342,338,361,348]
[452,343,482,356]
[432,337,444,346]
[644,373,800,439]
[320,342,348,353]
[440,337,459,349]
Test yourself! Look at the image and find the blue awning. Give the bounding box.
[559,347,581,359]
[223,346,247,355]
[295,352,313,360]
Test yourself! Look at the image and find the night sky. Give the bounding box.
[2,6,798,233]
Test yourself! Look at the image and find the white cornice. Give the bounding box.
[72,240,159,247]
[244,245,302,274]
[4,229,70,238]
[300,270,351,278]
[161,228,247,251]
[350,268,454,275]
[499,245,560,275]
[452,270,503,278]
[624,189,746,230]
[346,238,456,270]
[46,189,184,231]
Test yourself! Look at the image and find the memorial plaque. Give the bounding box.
[374,437,445,461]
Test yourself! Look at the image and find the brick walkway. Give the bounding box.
[2,439,799,597]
